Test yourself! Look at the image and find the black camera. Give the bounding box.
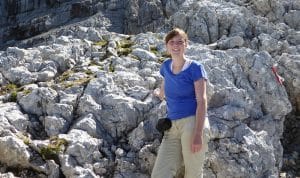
[156,118,172,133]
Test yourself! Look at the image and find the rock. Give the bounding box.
[258,33,281,54]
[0,172,15,178]
[59,129,103,177]
[19,87,58,116]
[0,0,299,177]
[128,122,146,151]
[0,0,105,48]
[124,0,165,34]
[132,48,157,61]
[0,136,31,167]
[0,102,29,133]
[217,36,245,49]
[278,53,300,113]
[284,10,300,30]
[42,116,68,137]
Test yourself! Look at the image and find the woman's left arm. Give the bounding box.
[191,78,207,153]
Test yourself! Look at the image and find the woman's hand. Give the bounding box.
[191,131,203,153]
[153,80,165,100]
[153,88,164,100]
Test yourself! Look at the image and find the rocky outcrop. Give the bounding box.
[124,0,165,34]
[0,28,295,178]
[0,0,168,50]
[165,0,300,45]
[0,0,299,177]
[0,0,111,48]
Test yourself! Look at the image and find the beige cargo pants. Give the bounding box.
[151,115,210,178]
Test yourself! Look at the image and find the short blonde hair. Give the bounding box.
[165,28,188,44]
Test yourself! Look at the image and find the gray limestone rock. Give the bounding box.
[0,136,31,167]
[0,0,299,177]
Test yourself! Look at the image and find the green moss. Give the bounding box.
[0,83,23,102]
[23,137,31,145]
[117,48,132,56]
[0,84,17,95]
[16,132,31,145]
[109,63,115,73]
[23,89,32,95]
[59,70,73,82]
[9,91,18,102]
[94,40,108,47]
[58,69,95,89]
[150,45,159,55]
[117,39,134,56]
[85,69,93,75]
[127,54,140,61]
[6,84,17,91]
[117,39,133,48]
[62,76,94,88]
[63,83,74,88]
[98,66,104,71]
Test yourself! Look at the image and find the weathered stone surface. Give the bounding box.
[0,0,299,177]
[0,0,105,48]
[0,103,29,133]
[0,136,31,167]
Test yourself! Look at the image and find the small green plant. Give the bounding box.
[117,48,132,56]
[62,76,94,88]
[16,132,31,145]
[63,82,74,88]
[150,45,159,55]
[9,91,18,102]
[85,69,93,75]
[128,54,140,61]
[23,137,31,145]
[109,63,115,73]
[0,83,22,102]
[23,89,32,95]
[117,39,133,48]
[40,136,68,163]
[0,83,34,102]
[117,39,133,56]
[94,40,108,47]
[98,66,104,71]
[58,70,73,82]
[0,83,17,95]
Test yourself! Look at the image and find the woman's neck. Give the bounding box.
[172,55,185,66]
[171,56,186,74]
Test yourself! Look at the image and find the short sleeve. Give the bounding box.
[159,63,165,77]
[160,59,171,77]
[191,61,208,81]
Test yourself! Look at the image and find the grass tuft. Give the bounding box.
[39,136,68,163]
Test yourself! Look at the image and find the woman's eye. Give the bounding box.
[169,41,184,45]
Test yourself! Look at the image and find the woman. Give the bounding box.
[152,28,210,178]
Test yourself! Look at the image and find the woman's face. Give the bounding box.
[166,34,187,57]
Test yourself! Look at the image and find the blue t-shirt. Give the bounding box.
[160,59,208,120]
